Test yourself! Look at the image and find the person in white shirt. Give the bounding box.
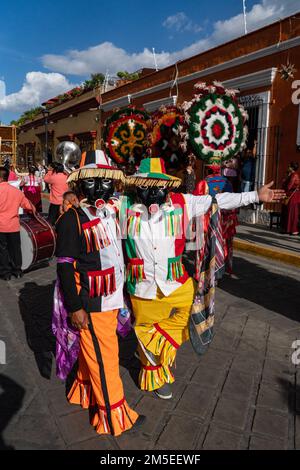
[122,157,285,400]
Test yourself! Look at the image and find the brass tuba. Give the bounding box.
[55,141,81,173]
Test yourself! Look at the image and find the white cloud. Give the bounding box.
[41,0,299,76]
[43,42,173,76]
[0,79,6,100]
[163,12,202,33]
[0,72,75,112]
[168,0,300,62]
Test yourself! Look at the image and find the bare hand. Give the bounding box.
[257,181,286,203]
[70,309,89,330]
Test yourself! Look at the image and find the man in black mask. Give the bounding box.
[136,185,168,208]
[122,157,285,401]
[79,178,114,206]
[54,151,145,437]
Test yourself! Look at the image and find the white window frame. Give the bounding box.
[240,91,271,188]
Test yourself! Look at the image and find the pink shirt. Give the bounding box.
[0,182,33,232]
[44,171,68,205]
[8,171,18,181]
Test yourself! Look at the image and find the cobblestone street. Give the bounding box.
[0,251,299,450]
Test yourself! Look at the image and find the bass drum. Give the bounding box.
[20,215,56,271]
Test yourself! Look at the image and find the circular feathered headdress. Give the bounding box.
[104,106,150,168]
[180,81,248,162]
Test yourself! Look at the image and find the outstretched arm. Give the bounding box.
[257,181,286,203]
[185,181,285,216]
[216,181,285,210]
[216,190,258,210]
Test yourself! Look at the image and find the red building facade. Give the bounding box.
[18,13,300,221]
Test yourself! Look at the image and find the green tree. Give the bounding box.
[10,106,43,126]
[90,73,105,86]
[83,73,105,91]
[117,71,140,81]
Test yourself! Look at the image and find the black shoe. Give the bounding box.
[12,271,23,279]
[134,414,146,428]
[2,274,11,281]
[154,383,173,400]
[125,415,146,434]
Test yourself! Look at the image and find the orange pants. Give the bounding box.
[67,309,138,437]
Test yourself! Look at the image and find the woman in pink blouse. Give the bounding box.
[8,164,19,182]
[20,166,43,212]
[44,162,68,225]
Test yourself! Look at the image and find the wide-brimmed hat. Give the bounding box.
[205,152,222,167]
[125,157,181,188]
[67,150,124,183]
[204,152,222,174]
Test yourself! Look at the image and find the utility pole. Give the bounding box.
[243,0,248,34]
[42,108,50,165]
[152,48,159,72]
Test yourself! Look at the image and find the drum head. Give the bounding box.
[20,225,34,270]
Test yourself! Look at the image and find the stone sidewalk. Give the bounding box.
[236,223,300,255]
[0,252,299,450]
[234,223,300,268]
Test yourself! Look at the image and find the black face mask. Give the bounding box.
[136,186,168,208]
[80,178,114,204]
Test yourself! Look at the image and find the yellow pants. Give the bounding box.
[67,310,138,436]
[131,278,196,391]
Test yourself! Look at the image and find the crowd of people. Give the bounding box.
[180,149,257,196]
[0,70,295,443]
[0,149,289,438]
[2,161,68,222]
[183,152,299,236]
[52,151,283,437]
[0,161,68,280]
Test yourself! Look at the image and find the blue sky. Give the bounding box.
[0,0,299,123]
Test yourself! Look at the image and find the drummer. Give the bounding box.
[0,166,36,280]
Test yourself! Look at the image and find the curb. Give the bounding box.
[233,238,300,267]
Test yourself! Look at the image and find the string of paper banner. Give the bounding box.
[103,81,248,173]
